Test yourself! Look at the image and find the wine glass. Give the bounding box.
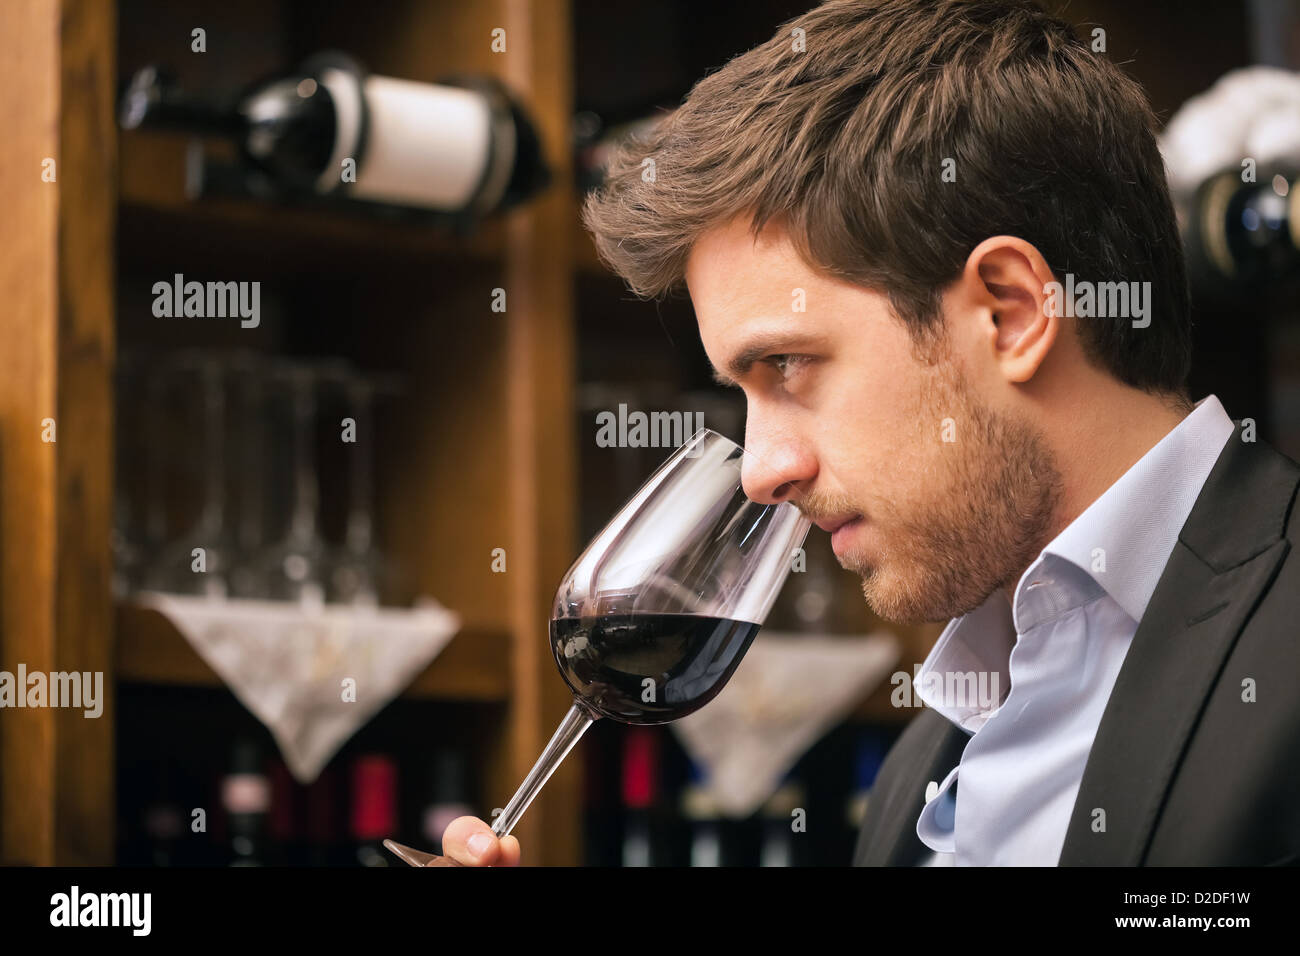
[489,427,810,841]
[319,366,403,607]
[143,351,238,598]
[245,360,333,607]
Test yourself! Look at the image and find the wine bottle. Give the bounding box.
[759,777,806,867]
[350,754,397,867]
[680,760,723,867]
[1184,166,1300,293]
[139,761,185,867]
[573,107,673,194]
[620,727,661,867]
[582,722,622,867]
[304,765,344,867]
[119,51,550,222]
[268,757,303,866]
[220,739,270,866]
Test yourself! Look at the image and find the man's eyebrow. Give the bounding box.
[710,331,823,387]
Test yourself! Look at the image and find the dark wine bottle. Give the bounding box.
[119,51,550,221]
[1184,166,1300,293]
[350,754,397,867]
[304,765,345,867]
[551,613,761,724]
[139,762,185,867]
[220,739,270,867]
[267,757,303,866]
[620,727,662,867]
[572,107,673,194]
[582,722,622,867]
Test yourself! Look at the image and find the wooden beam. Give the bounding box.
[500,0,581,868]
[0,0,116,865]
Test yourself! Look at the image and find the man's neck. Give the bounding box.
[999,391,1194,606]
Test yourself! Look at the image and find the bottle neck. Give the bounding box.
[120,67,246,138]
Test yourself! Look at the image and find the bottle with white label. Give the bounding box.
[119,51,550,223]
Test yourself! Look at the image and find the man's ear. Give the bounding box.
[963,236,1059,384]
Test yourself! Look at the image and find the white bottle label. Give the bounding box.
[318,70,497,211]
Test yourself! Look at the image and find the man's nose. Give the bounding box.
[740,431,812,505]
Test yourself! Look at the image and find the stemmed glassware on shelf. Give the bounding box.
[116,349,400,611]
[319,366,403,608]
[141,351,239,598]
[244,359,337,608]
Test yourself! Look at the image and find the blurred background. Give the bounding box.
[1,0,1299,867]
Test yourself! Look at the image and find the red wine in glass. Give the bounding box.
[551,614,761,724]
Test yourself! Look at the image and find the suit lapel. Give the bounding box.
[1059,424,1298,865]
[860,708,970,865]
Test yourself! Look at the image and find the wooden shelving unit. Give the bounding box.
[0,0,582,866]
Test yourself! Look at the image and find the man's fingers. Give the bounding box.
[441,815,504,866]
[498,835,521,866]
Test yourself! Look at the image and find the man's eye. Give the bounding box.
[766,354,804,377]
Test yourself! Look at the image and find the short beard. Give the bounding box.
[842,362,1064,625]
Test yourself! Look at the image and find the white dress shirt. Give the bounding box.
[914,394,1236,865]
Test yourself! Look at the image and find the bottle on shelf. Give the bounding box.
[304,765,344,867]
[350,753,398,867]
[119,51,551,228]
[680,760,723,867]
[268,757,304,866]
[759,775,807,867]
[139,761,186,867]
[220,738,270,866]
[1183,165,1300,295]
[620,727,662,867]
[581,722,621,867]
[572,106,675,194]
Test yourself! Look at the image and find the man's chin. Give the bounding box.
[858,565,961,626]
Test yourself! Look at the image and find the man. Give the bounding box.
[436,0,1300,865]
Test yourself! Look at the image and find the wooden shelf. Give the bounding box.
[118,133,510,274]
[115,603,511,702]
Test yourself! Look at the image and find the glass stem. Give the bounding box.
[491,702,596,840]
[288,375,319,545]
[345,382,374,555]
[197,363,226,535]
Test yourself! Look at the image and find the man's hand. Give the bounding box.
[432,816,522,866]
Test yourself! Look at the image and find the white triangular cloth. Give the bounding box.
[671,630,900,817]
[132,593,460,783]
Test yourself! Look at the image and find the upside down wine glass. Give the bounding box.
[489,428,811,841]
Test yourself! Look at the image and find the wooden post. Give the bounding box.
[0,0,116,865]
[500,0,581,866]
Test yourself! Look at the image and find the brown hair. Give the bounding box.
[581,0,1192,401]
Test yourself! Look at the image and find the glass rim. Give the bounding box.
[683,426,809,506]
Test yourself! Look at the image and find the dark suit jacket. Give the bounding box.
[854,421,1300,866]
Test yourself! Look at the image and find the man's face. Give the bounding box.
[686,216,1063,624]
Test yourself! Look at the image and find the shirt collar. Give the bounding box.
[915,394,1236,726]
[1029,393,1235,625]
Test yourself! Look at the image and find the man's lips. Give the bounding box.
[818,515,865,556]
[813,515,861,534]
